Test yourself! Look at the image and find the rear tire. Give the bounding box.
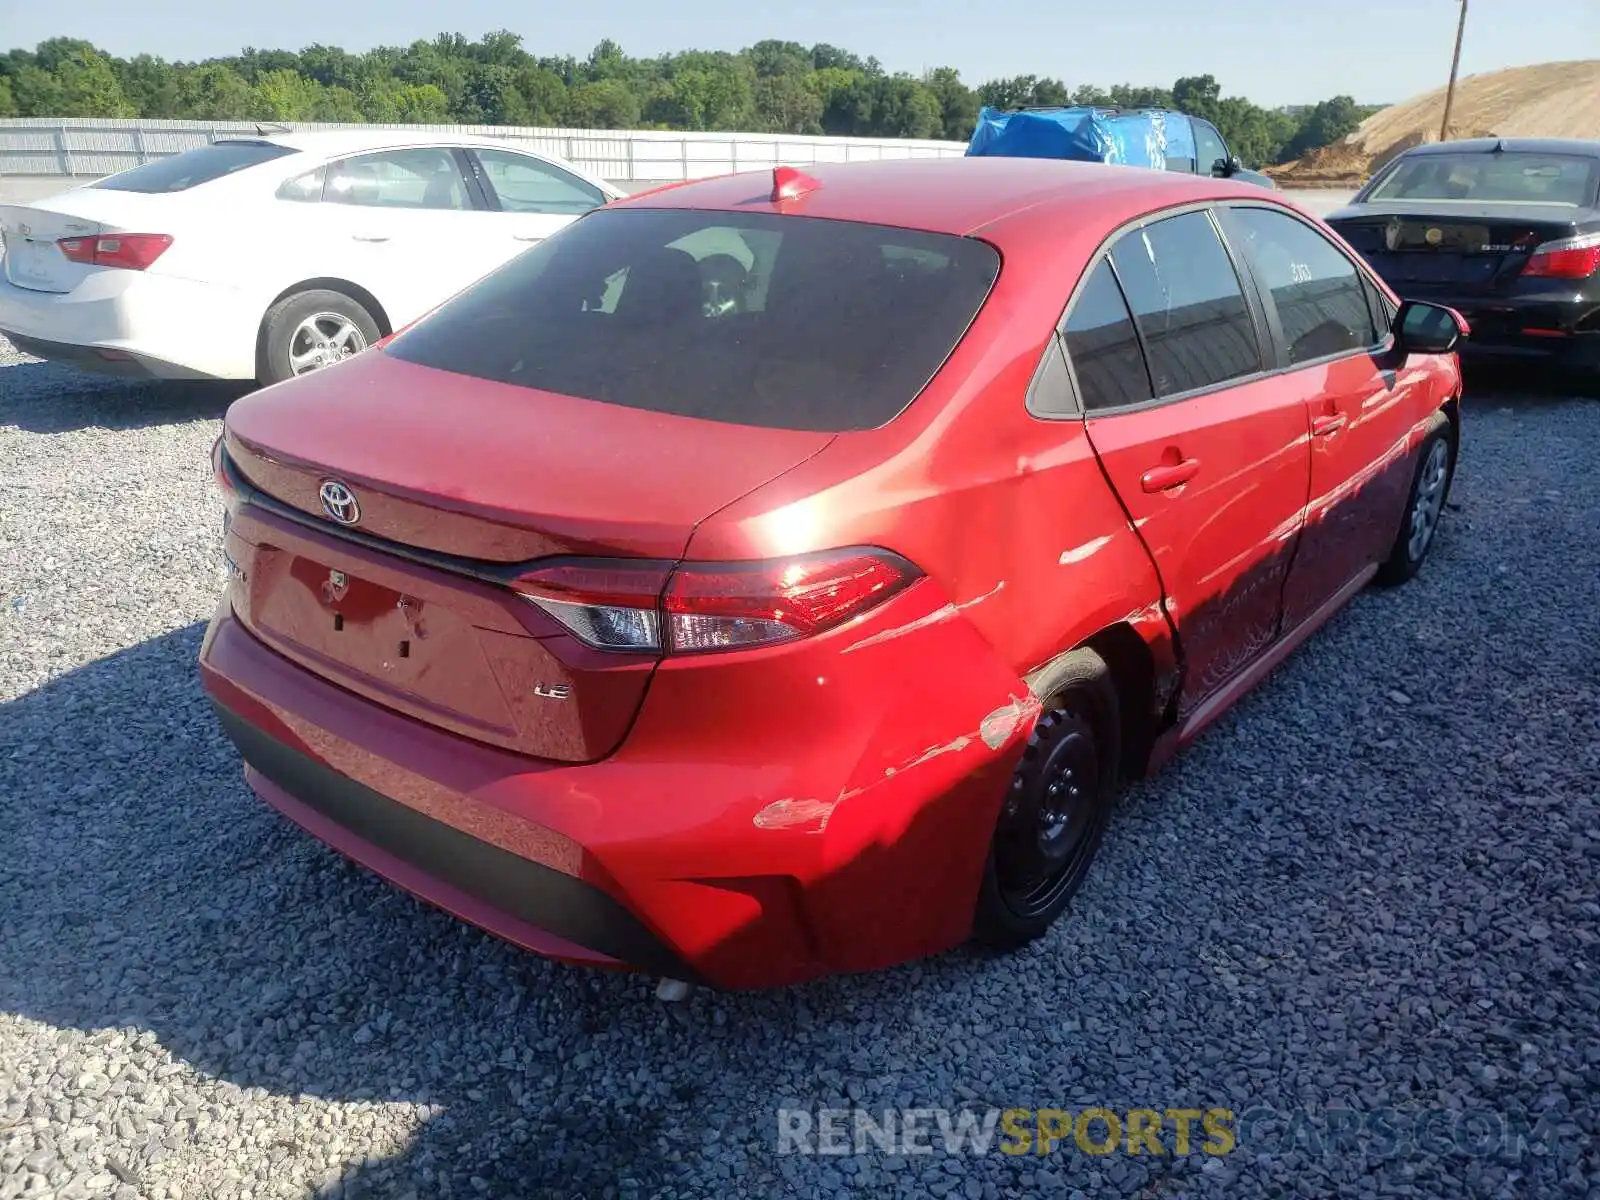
[258,289,380,386]
[1375,414,1456,587]
[973,650,1120,949]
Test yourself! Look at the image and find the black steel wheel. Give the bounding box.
[974,650,1120,948]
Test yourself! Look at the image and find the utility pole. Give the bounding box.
[1439,0,1470,141]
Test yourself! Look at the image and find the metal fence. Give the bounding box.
[0,118,969,186]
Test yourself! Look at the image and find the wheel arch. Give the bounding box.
[256,278,394,362]
[1024,621,1165,784]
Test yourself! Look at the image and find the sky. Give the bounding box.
[5,0,1597,108]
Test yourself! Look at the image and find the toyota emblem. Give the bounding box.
[318,479,361,526]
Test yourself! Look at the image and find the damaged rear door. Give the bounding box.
[1062,207,1313,722]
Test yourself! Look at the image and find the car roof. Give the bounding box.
[245,128,547,158]
[614,157,1279,237]
[1400,137,1600,160]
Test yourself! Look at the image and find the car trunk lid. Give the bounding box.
[1328,202,1581,296]
[0,190,181,293]
[0,201,105,293]
[220,348,834,761]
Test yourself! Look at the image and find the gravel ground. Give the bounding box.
[1,337,1597,1200]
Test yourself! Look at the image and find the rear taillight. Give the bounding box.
[513,549,920,655]
[212,435,241,514]
[58,232,173,271]
[211,435,230,490]
[213,436,241,576]
[1521,233,1600,280]
[514,560,672,652]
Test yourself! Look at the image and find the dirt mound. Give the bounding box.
[1270,59,1600,187]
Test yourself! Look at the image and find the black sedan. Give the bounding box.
[1325,138,1600,373]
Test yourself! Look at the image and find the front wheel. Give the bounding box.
[973,650,1120,949]
[258,289,380,386]
[1376,415,1457,586]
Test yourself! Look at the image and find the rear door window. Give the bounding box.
[92,141,297,193]
[1108,210,1262,397]
[1060,258,1152,411]
[1221,206,1380,364]
[326,148,475,210]
[386,208,1001,432]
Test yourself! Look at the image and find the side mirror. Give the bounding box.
[1213,156,1242,178]
[1394,300,1470,354]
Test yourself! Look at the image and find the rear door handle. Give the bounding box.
[512,234,543,243]
[1141,458,1201,492]
[1312,413,1349,437]
[352,234,390,243]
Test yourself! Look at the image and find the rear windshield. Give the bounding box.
[92,141,298,193]
[386,207,1002,432]
[1367,152,1598,206]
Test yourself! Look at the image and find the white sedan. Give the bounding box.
[0,130,623,383]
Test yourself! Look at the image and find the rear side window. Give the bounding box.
[386,209,1001,432]
[277,166,326,202]
[1222,207,1379,364]
[474,148,606,215]
[1108,211,1261,397]
[92,141,297,193]
[1061,259,1152,410]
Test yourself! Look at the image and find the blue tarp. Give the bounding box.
[965,106,1197,170]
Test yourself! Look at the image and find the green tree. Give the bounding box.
[1108,83,1173,109]
[1031,77,1070,106]
[116,54,186,117]
[515,66,569,125]
[1284,95,1362,160]
[567,79,640,129]
[809,44,867,73]
[864,75,942,139]
[586,39,627,80]
[21,40,132,116]
[922,67,978,141]
[749,40,811,79]
[175,63,257,120]
[977,75,1039,110]
[0,29,1376,164]
[754,70,822,133]
[1171,74,1222,123]
[1209,96,1293,167]
[393,83,451,123]
[462,63,532,125]
[252,68,322,120]
[8,64,64,116]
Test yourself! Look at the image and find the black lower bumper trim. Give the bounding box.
[210,702,700,982]
[2,330,215,379]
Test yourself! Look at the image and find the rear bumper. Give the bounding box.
[210,700,701,980]
[0,271,258,380]
[199,584,1037,989]
[1387,287,1600,367]
[3,330,215,380]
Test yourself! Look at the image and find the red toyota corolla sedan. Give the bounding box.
[200,158,1468,990]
